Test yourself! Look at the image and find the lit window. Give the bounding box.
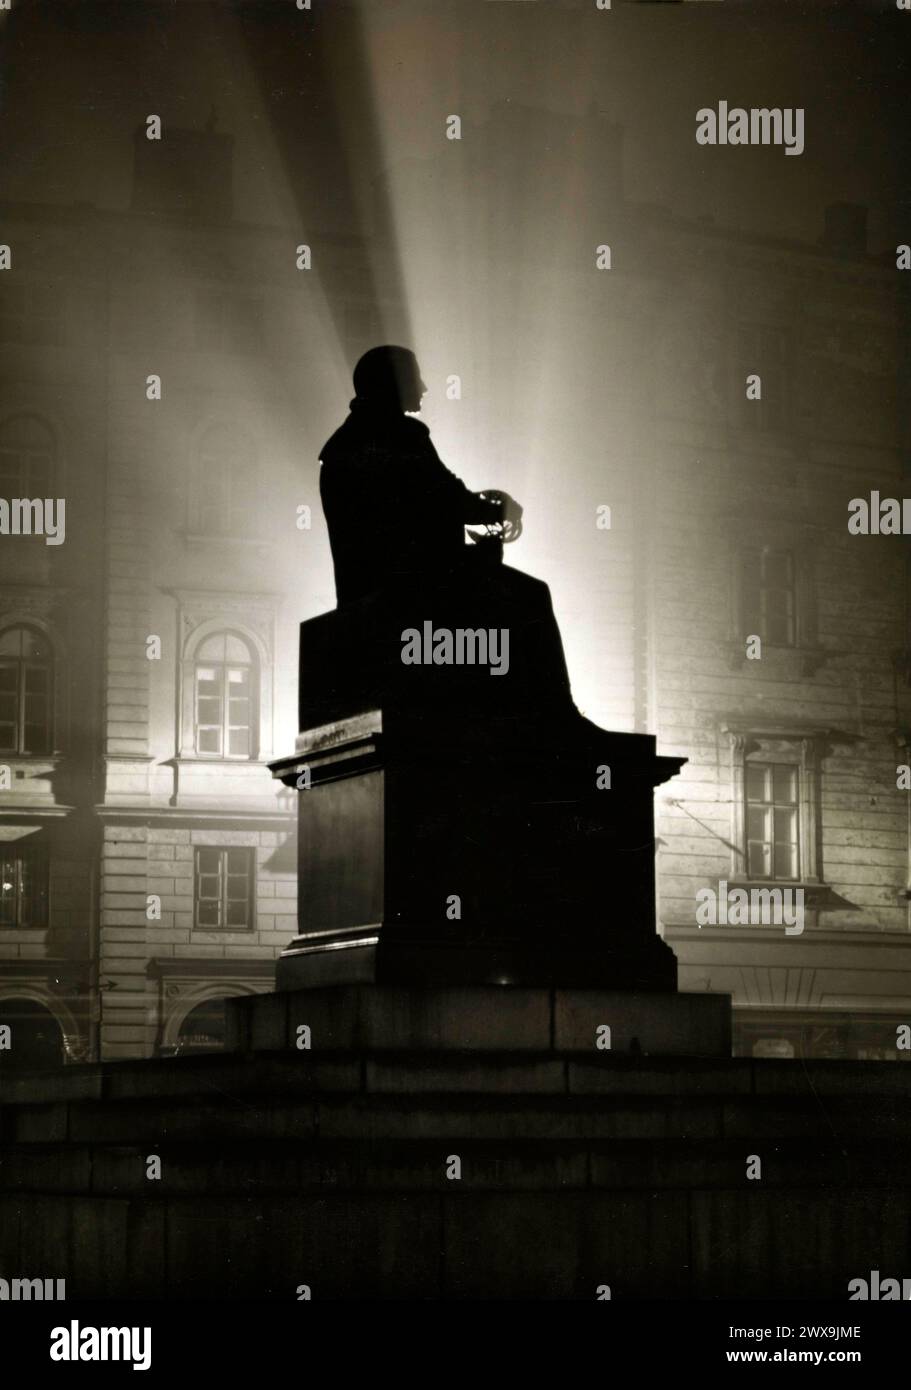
[0,626,53,754]
[194,631,255,757]
[0,841,49,929]
[745,761,800,881]
[194,847,254,931]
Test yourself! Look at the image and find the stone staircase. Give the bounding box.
[1,987,910,1299]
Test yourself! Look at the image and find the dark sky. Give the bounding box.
[0,0,908,249]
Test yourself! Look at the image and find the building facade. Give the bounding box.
[1,111,910,1063]
[0,123,397,1063]
[353,105,911,1060]
[648,208,911,1059]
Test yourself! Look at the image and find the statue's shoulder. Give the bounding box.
[400,415,430,438]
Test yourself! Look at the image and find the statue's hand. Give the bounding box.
[479,489,523,542]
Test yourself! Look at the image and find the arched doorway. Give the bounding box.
[0,997,64,1069]
[173,997,227,1055]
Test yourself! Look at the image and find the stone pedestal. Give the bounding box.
[268,600,687,992]
[227,983,733,1058]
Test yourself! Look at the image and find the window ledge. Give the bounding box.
[729,879,829,906]
[729,878,822,889]
[724,641,828,677]
[173,755,272,766]
[189,930,256,938]
[0,751,62,761]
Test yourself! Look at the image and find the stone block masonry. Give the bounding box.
[2,987,909,1299]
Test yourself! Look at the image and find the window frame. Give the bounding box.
[744,760,800,882]
[193,845,255,933]
[0,840,50,930]
[731,322,791,434]
[740,545,797,648]
[0,414,57,519]
[729,529,822,673]
[193,633,255,759]
[171,596,276,765]
[0,624,55,755]
[726,730,822,887]
[190,425,261,540]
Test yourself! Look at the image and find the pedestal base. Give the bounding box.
[270,702,686,995]
[228,982,731,1059]
[275,929,679,992]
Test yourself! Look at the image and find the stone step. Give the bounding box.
[5,1089,911,1146]
[3,1185,909,1300]
[3,1041,911,1300]
[3,1049,911,1107]
[3,1136,910,1197]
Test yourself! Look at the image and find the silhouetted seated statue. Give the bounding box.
[320,345,523,604]
[314,345,587,737]
[273,345,685,990]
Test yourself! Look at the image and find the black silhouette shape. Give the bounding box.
[277,345,686,993]
[317,345,578,723]
[320,346,523,604]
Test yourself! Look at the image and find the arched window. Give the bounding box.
[174,998,226,1056]
[194,630,256,757]
[0,414,55,496]
[0,625,53,753]
[192,426,259,536]
[0,998,63,1068]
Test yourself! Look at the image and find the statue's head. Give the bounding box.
[353,345,426,413]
